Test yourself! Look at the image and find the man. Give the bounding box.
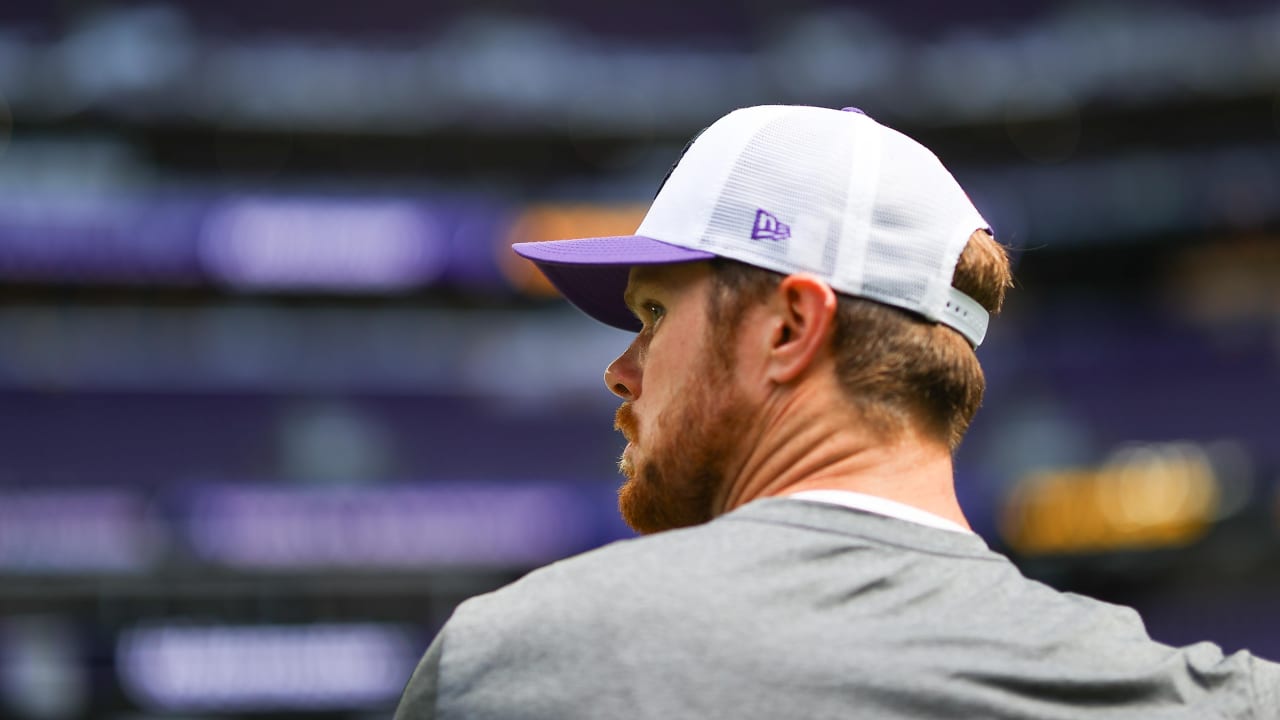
[396,105,1279,718]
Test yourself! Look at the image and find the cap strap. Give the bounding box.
[943,287,989,347]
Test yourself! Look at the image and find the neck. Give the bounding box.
[714,379,971,531]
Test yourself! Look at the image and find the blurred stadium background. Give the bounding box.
[1,1,1279,718]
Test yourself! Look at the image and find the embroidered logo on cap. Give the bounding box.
[751,209,791,241]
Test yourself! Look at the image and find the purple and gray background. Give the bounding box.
[3,0,1280,718]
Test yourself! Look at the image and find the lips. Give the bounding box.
[618,442,637,478]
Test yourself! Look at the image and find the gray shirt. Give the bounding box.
[395,497,1280,719]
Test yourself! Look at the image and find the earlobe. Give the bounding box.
[768,274,837,384]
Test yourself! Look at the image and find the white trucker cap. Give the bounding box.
[513,105,993,346]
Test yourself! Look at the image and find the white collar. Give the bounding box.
[785,489,974,535]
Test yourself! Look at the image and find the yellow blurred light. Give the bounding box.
[1000,442,1221,556]
[499,203,648,296]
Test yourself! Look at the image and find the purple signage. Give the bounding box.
[185,482,601,569]
[0,195,204,284]
[0,191,513,291]
[117,622,415,711]
[0,488,157,573]
[198,196,448,292]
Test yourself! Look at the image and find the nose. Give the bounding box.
[604,339,642,401]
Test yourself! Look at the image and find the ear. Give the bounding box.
[765,273,838,384]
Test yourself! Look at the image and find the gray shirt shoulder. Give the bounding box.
[397,498,1280,720]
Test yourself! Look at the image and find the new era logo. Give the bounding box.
[751,209,790,241]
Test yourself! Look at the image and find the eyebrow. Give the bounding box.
[622,284,643,316]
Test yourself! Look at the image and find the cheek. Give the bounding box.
[646,327,697,380]
[636,302,713,404]
[635,338,692,419]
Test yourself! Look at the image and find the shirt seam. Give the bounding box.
[787,491,974,535]
[721,514,1004,562]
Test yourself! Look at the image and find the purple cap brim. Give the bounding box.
[513,236,715,331]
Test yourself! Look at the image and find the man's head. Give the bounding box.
[513,105,1012,533]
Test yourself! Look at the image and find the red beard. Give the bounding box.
[613,355,749,535]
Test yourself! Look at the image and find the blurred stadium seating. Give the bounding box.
[2,1,1280,717]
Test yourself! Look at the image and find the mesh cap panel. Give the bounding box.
[515,104,993,346]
